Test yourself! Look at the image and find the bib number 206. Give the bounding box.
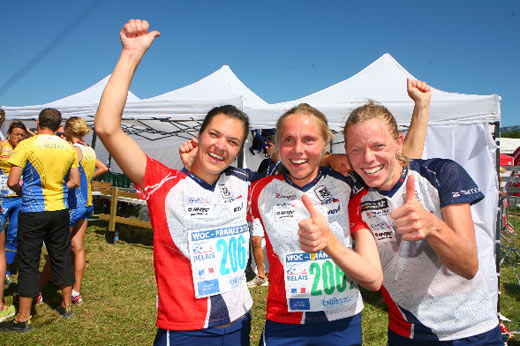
[217,235,247,275]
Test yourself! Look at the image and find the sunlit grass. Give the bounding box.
[1,219,519,345]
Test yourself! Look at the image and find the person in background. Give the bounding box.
[39,117,108,306]
[248,136,287,288]
[0,109,5,141]
[0,122,29,289]
[0,108,80,333]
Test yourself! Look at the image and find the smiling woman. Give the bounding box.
[344,102,503,345]
[248,103,383,346]
[94,19,265,346]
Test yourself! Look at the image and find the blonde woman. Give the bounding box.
[341,103,502,345]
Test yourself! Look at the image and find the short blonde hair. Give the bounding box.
[275,103,333,148]
[65,117,90,138]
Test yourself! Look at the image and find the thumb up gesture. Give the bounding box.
[298,194,332,253]
[390,175,433,241]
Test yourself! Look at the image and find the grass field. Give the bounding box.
[2,220,520,345]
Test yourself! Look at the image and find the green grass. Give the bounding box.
[2,221,520,345]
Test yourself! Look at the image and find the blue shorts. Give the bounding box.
[154,311,251,346]
[260,313,362,346]
[388,324,502,346]
[0,196,22,237]
[69,206,94,227]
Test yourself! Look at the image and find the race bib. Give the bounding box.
[284,251,358,312]
[188,224,249,298]
[0,175,16,197]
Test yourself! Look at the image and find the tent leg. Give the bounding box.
[494,121,501,315]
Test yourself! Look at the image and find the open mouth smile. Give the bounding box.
[208,152,224,161]
[290,159,309,165]
[363,165,383,175]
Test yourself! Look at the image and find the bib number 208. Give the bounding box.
[309,261,355,296]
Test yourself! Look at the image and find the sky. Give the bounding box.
[0,0,518,126]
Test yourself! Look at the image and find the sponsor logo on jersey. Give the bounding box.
[218,184,233,199]
[371,221,392,231]
[187,197,211,204]
[327,205,341,215]
[276,209,295,219]
[275,193,297,200]
[321,296,352,308]
[361,199,388,211]
[233,202,243,213]
[452,188,480,198]
[315,185,332,201]
[275,201,297,208]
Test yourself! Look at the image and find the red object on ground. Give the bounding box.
[501,153,514,166]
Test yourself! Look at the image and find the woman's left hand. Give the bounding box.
[298,194,333,253]
[391,175,435,241]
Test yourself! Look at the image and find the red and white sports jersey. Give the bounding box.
[350,159,498,341]
[249,167,364,324]
[139,156,254,330]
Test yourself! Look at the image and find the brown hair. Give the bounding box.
[39,108,62,131]
[275,103,333,149]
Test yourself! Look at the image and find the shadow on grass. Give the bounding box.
[89,220,153,247]
[359,287,387,312]
[503,281,520,302]
[507,338,520,346]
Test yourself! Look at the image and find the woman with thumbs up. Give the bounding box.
[344,103,502,345]
[248,103,384,346]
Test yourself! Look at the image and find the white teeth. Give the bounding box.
[291,159,308,164]
[363,165,383,174]
[209,152,224,161]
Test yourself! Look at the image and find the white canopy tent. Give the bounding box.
[1,75,142,174]
[1,75,139,120]
[117,64,269,171]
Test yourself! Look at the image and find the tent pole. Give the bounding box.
[237,148,244,169]
[91,131,97,149]
[493,121,501,316]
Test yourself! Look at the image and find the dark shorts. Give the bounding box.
[260,313,362,346]
[388,324,502,346]
[17,209,74,296]
[154,311,251,346]
[69,206,93,227]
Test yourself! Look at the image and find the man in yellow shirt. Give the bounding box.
[0,108,80,333]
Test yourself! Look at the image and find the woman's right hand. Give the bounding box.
[179,137,199,170]
[120,19,160,55]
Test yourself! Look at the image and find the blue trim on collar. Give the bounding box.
[377,165,408,197]
[283,167,326,192]
[181,167,216,191]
